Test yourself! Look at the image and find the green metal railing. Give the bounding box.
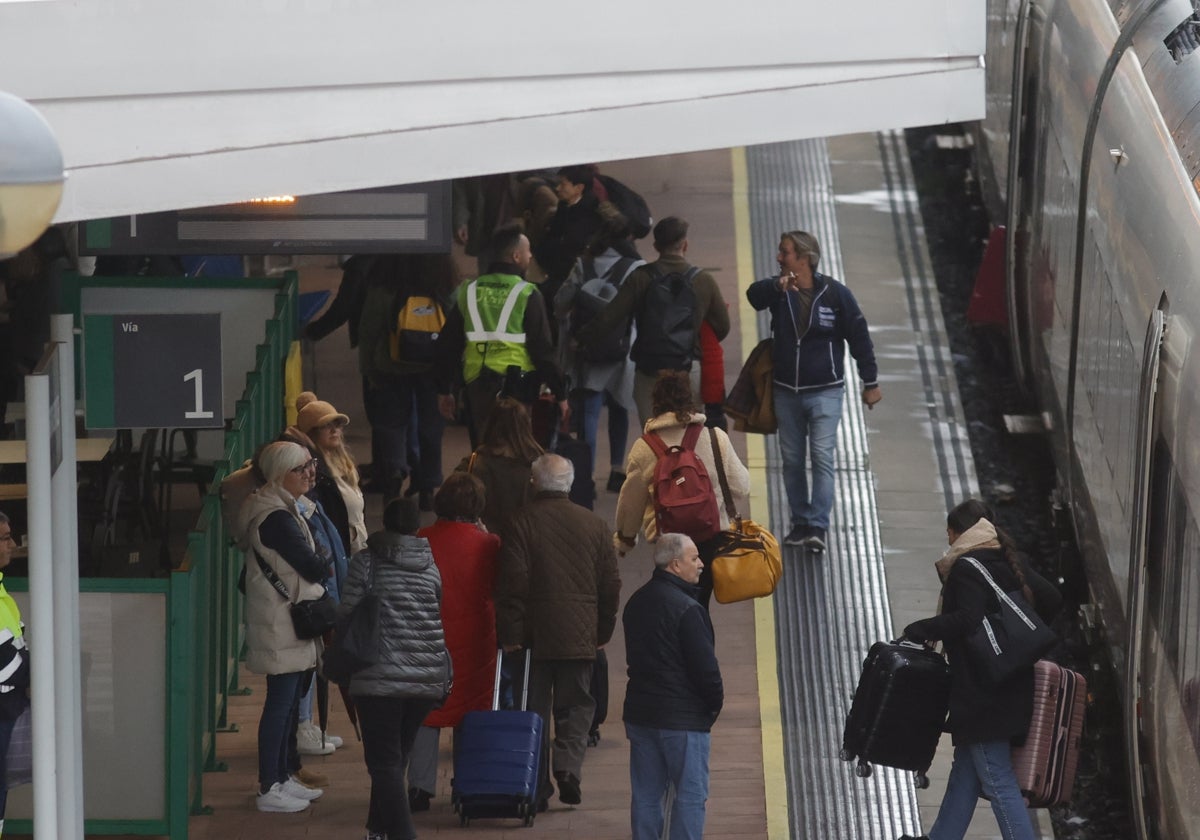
[10,272,298,838]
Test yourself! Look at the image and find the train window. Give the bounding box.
[1164,11,1200,64]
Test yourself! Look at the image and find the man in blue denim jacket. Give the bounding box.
[746,230,882,551]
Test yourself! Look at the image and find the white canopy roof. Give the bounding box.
[0,0,984,222]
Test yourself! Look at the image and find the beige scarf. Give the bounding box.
[934,518,1001,613]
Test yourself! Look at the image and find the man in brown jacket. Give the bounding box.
[495,453,622,810]
[575,216,730,425]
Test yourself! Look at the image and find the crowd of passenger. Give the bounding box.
[0,158,1057,840]
[0,164,746,839]
[237,163,754,840]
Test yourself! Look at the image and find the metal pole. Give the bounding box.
[50,314,85,838]
[23,372,59,840]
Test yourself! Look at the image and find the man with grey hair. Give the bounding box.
[622,532,723,840]
[746,229,881,552]
[529,450,575,493]
[495,453,621,810]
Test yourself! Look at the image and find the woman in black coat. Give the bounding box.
[899,500,1062,840]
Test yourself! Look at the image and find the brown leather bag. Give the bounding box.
[723,338,776,434]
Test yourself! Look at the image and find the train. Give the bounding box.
[972,0,1200,836]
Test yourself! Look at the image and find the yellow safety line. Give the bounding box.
[731,146,789,840]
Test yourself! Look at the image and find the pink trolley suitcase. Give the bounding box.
[1012,660,1087,806]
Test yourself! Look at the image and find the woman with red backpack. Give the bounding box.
[613,371,748,609]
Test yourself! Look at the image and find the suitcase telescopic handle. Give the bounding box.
[491,648,533,712]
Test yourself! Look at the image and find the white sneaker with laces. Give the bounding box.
[296,721,336,755]
[282,777,323,801]
[256,782,310,813]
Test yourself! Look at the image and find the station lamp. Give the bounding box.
[0,90,65,258]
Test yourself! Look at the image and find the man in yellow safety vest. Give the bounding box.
[436,223,567,444]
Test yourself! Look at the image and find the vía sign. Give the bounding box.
[83,313,224,429]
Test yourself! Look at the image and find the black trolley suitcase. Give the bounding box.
[453,649,544,827]
[841,640,951,787]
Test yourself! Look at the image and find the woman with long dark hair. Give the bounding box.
[899,500,1063,840]
[455,396,544,536]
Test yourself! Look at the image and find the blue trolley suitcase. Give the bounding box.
[841,639,951,788]
[453,649,543,827]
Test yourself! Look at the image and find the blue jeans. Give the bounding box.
[258,671,305,791]
[773,385,844,530]
[626,722,710,840]
[929,741,1036,840]
[577,389,629,470]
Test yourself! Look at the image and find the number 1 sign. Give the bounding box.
[83,313,224,429]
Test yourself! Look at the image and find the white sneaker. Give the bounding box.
[282,776,323,801]
[297,721,336,755]
[256,782,310,813]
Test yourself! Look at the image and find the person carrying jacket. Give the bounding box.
[746,230,882,552]
[623,532,723,840]
[495,453,622,810]
[341,495,452,840]
[435,223,567,445]
[576,216,730,427]
[0,511,30,835]
[900,500,1062,840]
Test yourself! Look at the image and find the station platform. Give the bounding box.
[165,132,1052,840]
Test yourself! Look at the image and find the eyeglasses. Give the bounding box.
[290,459,318,474]
[317,419,348,431]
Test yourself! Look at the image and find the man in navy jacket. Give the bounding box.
[622,533,723,840]
[747,230,882,551]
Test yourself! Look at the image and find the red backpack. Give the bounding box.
[642,424,721,542]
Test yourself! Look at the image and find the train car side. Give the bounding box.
[982,0,1200,836]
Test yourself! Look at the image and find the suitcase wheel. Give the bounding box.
[915,772,930,789]
[855,760,873,778]
[838,747,852,761]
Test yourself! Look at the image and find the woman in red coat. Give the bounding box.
[407,472,499,811]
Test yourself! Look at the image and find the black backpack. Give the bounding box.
[596,174,653,239]
[569,256,640,363]
[632,266,701,374]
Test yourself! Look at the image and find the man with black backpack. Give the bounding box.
[576,217,730,426]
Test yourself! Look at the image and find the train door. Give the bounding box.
[1126,307,1165,840]
[1004,0,1038,394]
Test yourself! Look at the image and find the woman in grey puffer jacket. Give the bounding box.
[340,495,451,840]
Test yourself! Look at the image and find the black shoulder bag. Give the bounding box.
[322,557,382,687]
[961,556,1057,685]
[254,550,338,640]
